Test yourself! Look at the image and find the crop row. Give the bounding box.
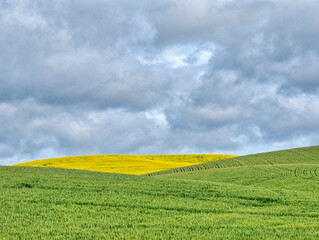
[146,145,319,176]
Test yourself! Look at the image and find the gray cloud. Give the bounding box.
[1,0,319,165]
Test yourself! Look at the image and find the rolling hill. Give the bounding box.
[1,145,319,239]
[11,154,237,175]
[147,145,319,175]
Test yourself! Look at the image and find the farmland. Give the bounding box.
[1,145,319,239]
[12,154,237,175]
[147,145,319,175]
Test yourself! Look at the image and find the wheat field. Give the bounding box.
[2,146,319,239]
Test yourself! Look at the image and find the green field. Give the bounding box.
[1,146,319,239]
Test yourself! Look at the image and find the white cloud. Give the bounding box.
[1,0,319,164]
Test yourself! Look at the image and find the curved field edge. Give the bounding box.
[1,161,319,239]
[145,145,319,176]
[11,154,237,175]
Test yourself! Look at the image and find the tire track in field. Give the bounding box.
[281,166,319,178]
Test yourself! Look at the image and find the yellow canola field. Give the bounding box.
[12,154,237,175]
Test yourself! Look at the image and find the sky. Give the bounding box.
[1,0,319,165]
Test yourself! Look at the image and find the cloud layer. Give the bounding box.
[1,0,319,165]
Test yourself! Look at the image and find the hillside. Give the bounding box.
[1,145,319,239]
[147,145,319,176]
[11,154,237,175]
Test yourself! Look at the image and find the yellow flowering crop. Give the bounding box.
[12,154,237,175]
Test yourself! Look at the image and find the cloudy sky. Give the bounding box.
[1,0,319,165]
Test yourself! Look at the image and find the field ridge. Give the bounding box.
[146,145,319,176]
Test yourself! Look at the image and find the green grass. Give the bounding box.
[146,145,319,176]
[1,146,319,239]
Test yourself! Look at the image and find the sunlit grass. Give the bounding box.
[2,145,319,239]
